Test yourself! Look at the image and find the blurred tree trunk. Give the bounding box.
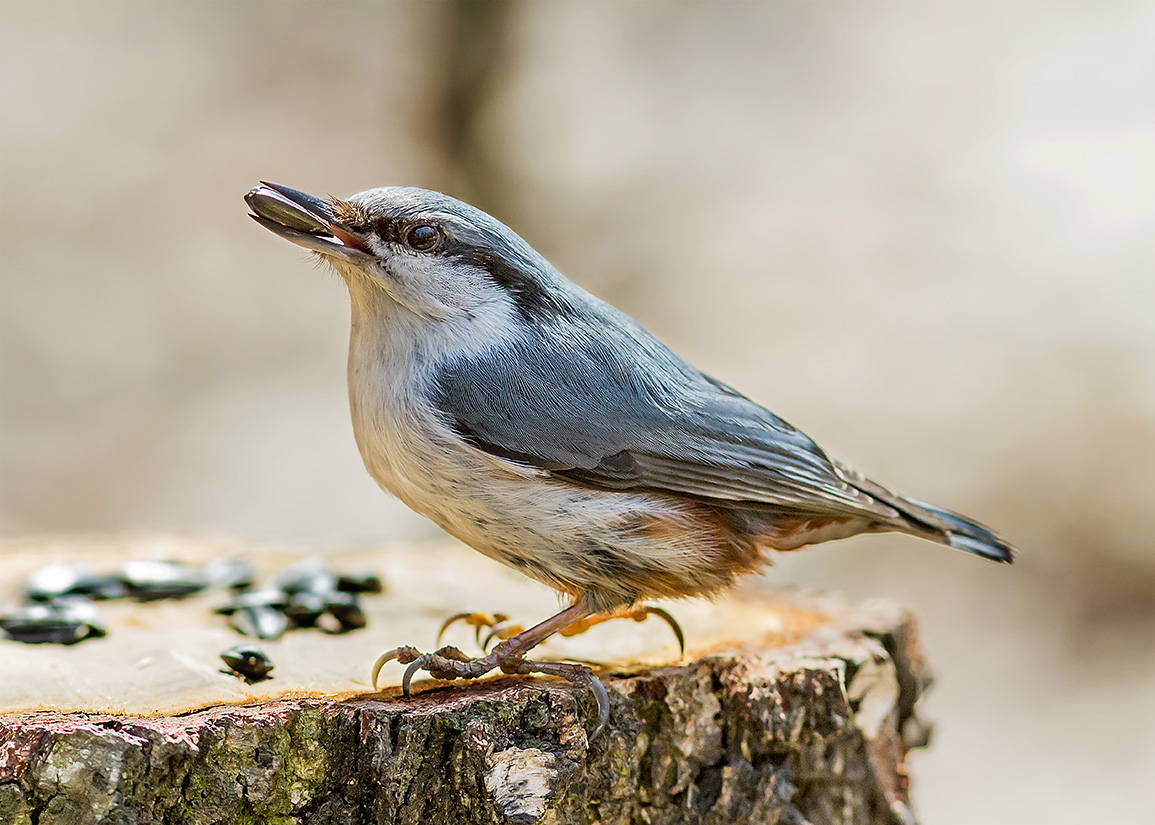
[438,0,517,218]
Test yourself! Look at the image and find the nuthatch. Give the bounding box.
[245,182,1014,737]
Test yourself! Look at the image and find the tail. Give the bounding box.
[836,463,1016,564]
[898,497,1016,564]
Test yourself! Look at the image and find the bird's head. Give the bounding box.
[245,183,568,323]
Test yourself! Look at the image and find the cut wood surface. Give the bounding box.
[0,536,930,824]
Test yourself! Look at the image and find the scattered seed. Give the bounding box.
[220,644,274,683]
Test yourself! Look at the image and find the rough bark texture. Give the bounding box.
[0,597,927,825]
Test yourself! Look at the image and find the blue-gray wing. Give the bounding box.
[430,314,899,521]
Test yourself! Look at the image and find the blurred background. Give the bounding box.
[1,1,1151,821]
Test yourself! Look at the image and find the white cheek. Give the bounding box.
[411,257,500,313]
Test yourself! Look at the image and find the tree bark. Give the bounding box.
[0,539,929,824]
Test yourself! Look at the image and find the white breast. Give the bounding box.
[346,287,516,509]
[341,284,748,611]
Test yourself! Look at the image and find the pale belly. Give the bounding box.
[350,401,764,612]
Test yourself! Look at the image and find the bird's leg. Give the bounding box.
[372,601,612,738]
[441,605,684,657]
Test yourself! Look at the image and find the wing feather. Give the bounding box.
[431,306,895,521]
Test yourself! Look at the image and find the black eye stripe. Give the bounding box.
[372,217,397,241]
[440,239,574,322]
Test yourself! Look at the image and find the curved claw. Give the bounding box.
[557,664,610,741]
[481,619,523,652]
[481,626,502,652]
[436,613,476,647]
[586,673,610,741]
[553,605,685,659]
[482,613,510,645]
[636,606,685,658]
[436,611,511,648]
[402,658,425,697]
[371,645,421,690]
[520,660,612,741]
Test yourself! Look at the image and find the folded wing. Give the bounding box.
[431,312,899,523]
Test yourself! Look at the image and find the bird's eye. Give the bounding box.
[406,224,440,252]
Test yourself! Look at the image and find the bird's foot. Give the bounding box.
[371,641,610,739]
[559,605,685,657]
[438,605,684,656]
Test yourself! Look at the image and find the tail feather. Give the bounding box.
[902,497,1016,564]
[835,462,1016,564]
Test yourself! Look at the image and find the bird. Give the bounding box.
[244,182,1014,737]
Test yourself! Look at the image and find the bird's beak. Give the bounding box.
[244,182,372,263]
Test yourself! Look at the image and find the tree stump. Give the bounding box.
[0,537,929,825]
